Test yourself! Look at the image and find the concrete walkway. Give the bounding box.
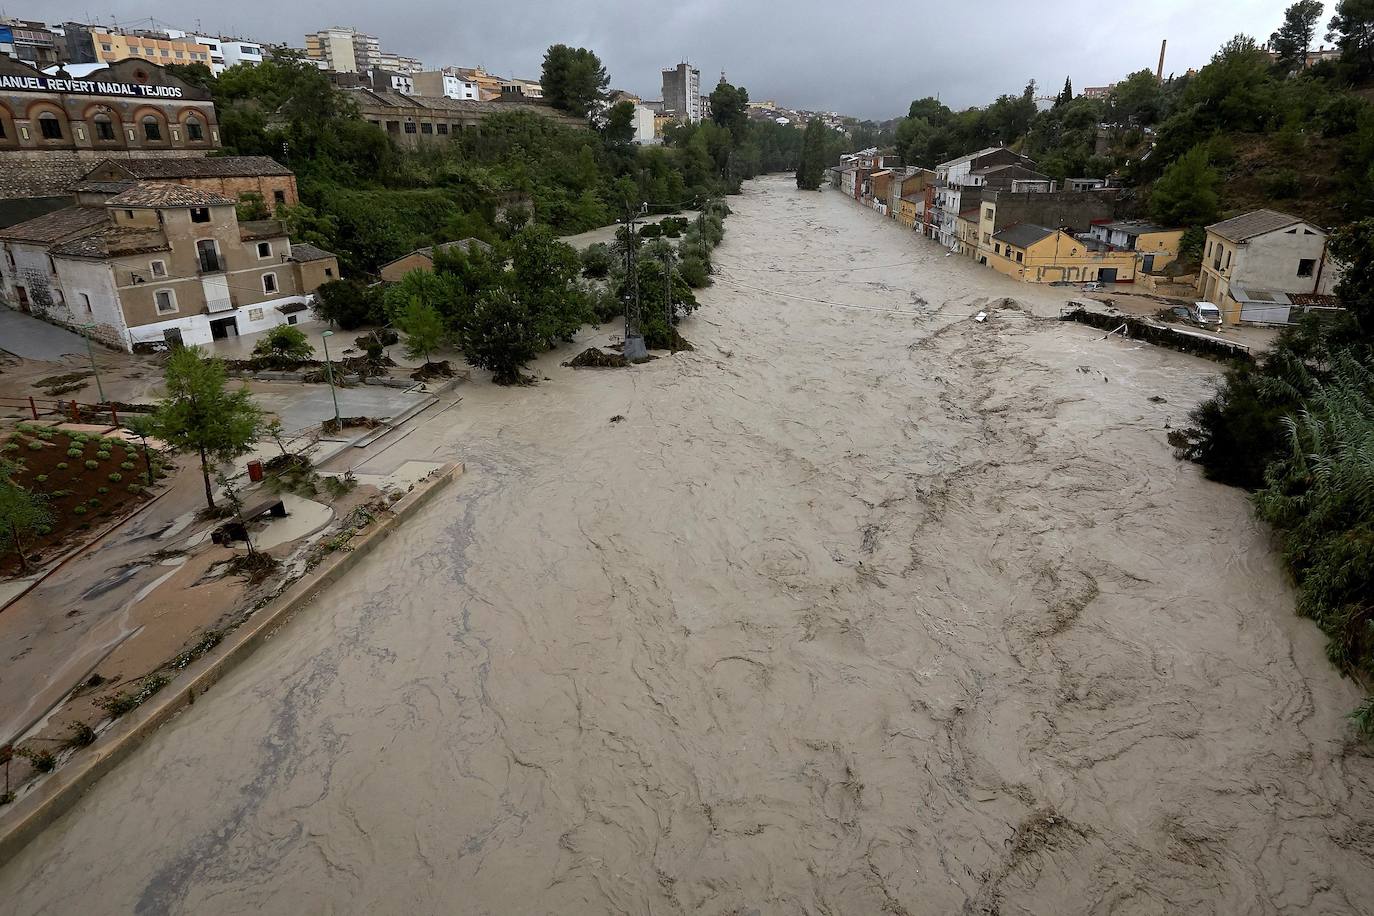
[0,308,90,360]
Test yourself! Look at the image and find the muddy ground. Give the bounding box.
[2,175,1371,915]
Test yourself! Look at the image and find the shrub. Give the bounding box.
[251,324,315,366]
[108,472,122,482]
[1,442,17,452]
[97,486,109,494]
[56,462,68,470]
[120,461,135,470]
[35,474,48,483]
[67,448,83,458]
[679,256,711,288]
[127,483,144,495]
[581,242,614,279]
[639,222,663,239]
[73,505,87,515]
[95,451,111,461]
[84,460,98,470]
[27,440,43,450]
[37,430,55,440]
[87,497,101,507]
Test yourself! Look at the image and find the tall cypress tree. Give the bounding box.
[796,119,825,190]
[1056,76,1073,107]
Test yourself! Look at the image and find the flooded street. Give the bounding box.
[3,175,1372,914]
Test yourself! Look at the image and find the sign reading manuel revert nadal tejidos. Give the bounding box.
[0,74,185,98]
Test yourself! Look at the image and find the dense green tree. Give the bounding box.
[508,224,587,345]
[1055,76,1074,108]
[1272,0,1326,68]
[1327,0,1374,76]
[796,119,827,190]
[1328,218,1374,333]
[462,289,539,385]
[1149,145,1221,226]
[1109,70,1166,125]
[313,279,383,330]
[0,457,51,574]
[602,100,636,146]
[709,80,750,137]
[251,324,314,366]
[152,348,264,510]
[396,299,448,365]
[540,44,609,120]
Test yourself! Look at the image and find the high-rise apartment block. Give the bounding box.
[661,62,702,123]
[305,26,422,74]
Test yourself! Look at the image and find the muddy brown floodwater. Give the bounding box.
[3,175,1373,915]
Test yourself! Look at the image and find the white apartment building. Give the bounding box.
[413,68,480,99]
[164,30,265,74]
[632,104,656,144]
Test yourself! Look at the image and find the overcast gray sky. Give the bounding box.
[41,0,1310,118]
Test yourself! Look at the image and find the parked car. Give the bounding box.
[1081,282,1104,293]
[1190,302,1223,327]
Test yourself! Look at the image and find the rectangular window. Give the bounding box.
[247,307,264,321]
[421,122,433,134]
[1015,251,1023,262]
[187,121,203,141]
[1224,251,1231,270]
[150,260,166,277]
[324,267,334,277]
[386,121,400,133]
[0,120,5,139]
[437,123,449,134]
[404,122,417,134]
[143,120,161,141]
[273,189,286,204]
[262,273,278,293]
[102,43,112,51]
[39,117,63,140]
[175,51,184,58]
[154,290,175,314]
[190,207,210,223]
[984,208,993,220]
[95,119,115,140]
[1297,258,1315,277]
[257,241,271,259]
[994,243,1001,255]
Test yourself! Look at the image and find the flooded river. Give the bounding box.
[3,175,1372,914]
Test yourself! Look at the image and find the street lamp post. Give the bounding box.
[81,324,106,403]
[320,330,341,429]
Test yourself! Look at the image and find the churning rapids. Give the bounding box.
[3,175,1372,915]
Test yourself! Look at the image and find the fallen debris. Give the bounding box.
[565,348,629,369]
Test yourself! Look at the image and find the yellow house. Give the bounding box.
[896,194,922,228]
[1086,220,1185,272]
[986,224,1138,283]
[92,31,213,67]
[955,208,981,259]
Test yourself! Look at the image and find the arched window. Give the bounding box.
[93,113,116,141]
[142,115,162,142]
[38,112,63,140]
[185,115,204,142]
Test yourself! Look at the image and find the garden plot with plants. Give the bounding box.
[1,424,168,577]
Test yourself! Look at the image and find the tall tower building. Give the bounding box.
[661,62,702,123]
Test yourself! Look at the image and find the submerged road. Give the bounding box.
[3,176,1372,915]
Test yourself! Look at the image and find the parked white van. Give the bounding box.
[1191,302,1223,327]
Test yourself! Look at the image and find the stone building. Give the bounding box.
[0,182,338,350]
[343,87,585,147]
[74,156,299,210]
[0,57,220,225]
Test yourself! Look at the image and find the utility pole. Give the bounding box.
[621,201,648,360]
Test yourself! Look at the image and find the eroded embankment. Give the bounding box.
[0,175,1370,916]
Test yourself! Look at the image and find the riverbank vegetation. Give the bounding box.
[1170,220,1374,735]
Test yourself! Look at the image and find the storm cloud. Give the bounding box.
[44,0,1299,118]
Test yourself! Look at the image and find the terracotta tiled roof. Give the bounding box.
[0,157,90,201]
[51,226,170,259]
[1207,209,1311,242]
[71,180,137,195]
[993,223,1056,249]
[90,156,293,179]
[287,242,336,262]
[105,182,235,208]
[0,206,108,243]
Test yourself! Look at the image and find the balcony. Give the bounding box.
[206,296,235,313]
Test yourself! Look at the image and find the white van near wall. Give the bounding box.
[1191,302,1223,327]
